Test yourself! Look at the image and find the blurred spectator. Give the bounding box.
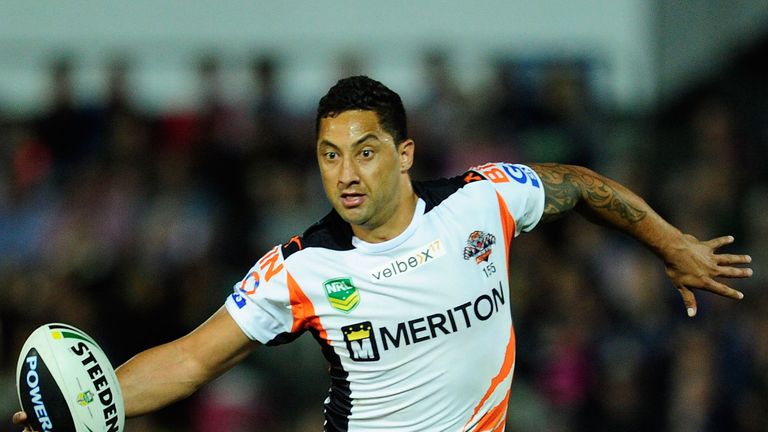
[248,54,304,165]
[410,49,470,178]
[36,58,98,182]
[661,97,744,237]
[478,58,530,140]
[530,60,598,166]
[100,57,150,166]
[668,328,717,432]
[192,365,278,432]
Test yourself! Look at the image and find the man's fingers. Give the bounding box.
[12,411,37,431]
[705,235,735,249]
[717,265,754,278]
[702,278,744,300]
[677,285,698,317]
[12,412,27,425]
[715,253,752,265]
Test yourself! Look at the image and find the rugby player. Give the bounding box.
[14,76,753,431]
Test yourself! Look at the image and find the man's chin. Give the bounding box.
[336,206,368,225]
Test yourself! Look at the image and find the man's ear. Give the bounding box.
[398,139,415,172]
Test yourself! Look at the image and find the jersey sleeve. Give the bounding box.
[471,162,545,236]
[224,245,299,345]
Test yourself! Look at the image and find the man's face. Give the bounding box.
[317,110,412,234]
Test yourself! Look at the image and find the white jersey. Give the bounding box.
[225,163,545,431]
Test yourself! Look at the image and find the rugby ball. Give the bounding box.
[16,323,125,432]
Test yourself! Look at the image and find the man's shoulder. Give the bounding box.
[413,168,492,211]
[279,210,354,260]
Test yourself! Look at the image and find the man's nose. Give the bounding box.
[339,157,360,185]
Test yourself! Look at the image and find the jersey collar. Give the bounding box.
[351,198,425,253]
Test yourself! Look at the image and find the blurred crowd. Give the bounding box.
[1,44,766,432]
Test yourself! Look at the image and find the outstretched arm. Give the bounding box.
[14,306,258,430]
[529,163,753,317]
[116,306,258,416]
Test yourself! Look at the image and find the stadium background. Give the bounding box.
[1,1,766,430]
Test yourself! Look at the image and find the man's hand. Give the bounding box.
[662,234,752,317]
[12,411,35,432]
[529,163,753,317]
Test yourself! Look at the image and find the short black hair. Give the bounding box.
[316,75,408,144]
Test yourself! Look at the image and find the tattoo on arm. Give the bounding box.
[531,163,647,225]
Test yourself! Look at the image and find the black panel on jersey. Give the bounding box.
[265,331,305,346]
[412,170,485,213]
[310,328,352,432]
[281,210,354,260]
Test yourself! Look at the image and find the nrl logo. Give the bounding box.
[323,277,360,313]
[76,390,94,407]
[463,230,496,263]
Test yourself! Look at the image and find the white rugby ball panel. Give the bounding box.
[16,323,124,432]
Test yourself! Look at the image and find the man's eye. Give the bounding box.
[361,149,373,158]
[325,152,337,160]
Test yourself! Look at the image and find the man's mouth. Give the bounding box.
[340,192,365,208]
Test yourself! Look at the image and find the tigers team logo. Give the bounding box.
[463,230,496,263]
[323,277,360,313]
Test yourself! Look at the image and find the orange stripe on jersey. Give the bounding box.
[463,326,516,431]
[495,191,516,264]
[286,271,329,343]
[472,388,511,431]
[258,246,284,283]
